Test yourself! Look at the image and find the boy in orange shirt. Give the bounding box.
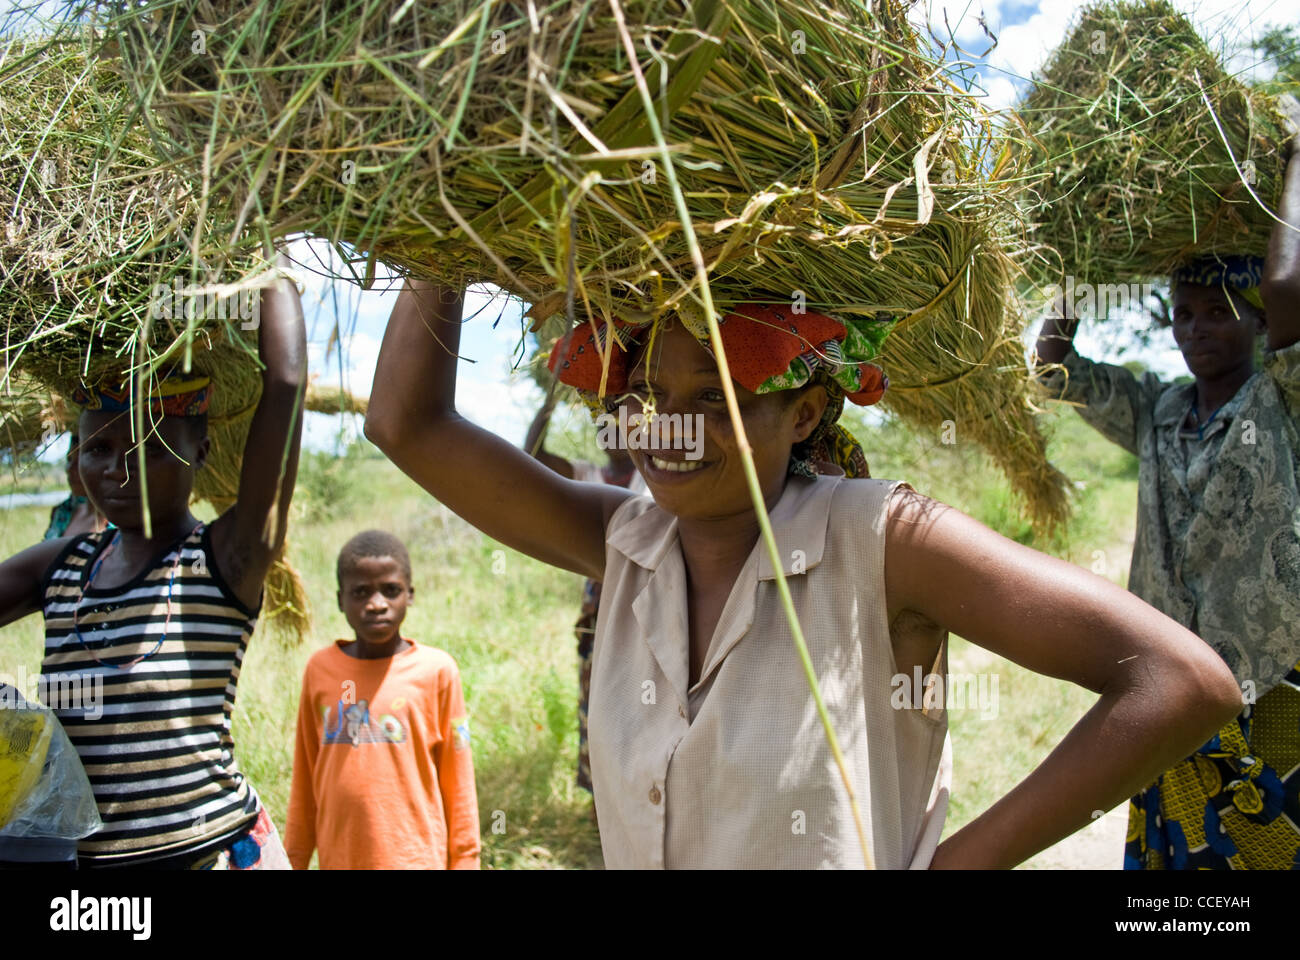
[285,530,480,869]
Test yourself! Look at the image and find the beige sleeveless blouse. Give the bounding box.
[588,474,951,869]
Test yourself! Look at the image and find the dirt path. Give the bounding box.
[1021,804,1127,869]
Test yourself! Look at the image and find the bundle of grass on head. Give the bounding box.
[0,39,275,380]
[70,0,1069,528]
[0,374,69,462]
[0,39,310,641]
[1020,0,1293,299]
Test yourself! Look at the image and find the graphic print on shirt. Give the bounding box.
[451,716,470,750]
[321,698,408,747]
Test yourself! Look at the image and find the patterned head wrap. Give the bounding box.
[72,374,212,418]
[546,304,892,478]
[1171,254,1265,312]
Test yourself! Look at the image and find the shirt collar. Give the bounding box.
[1156,375,1256,431]
[606,474,840,579]
[1155,382,1196,428]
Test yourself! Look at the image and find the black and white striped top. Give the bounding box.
[41,525,262,864]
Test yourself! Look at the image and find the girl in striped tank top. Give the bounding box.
[0,273,306,869]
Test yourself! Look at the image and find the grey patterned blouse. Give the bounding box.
[1040,342,1300,697]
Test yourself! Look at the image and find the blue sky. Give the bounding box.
[9,0,1300,453]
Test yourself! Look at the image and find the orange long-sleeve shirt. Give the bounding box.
[285,640,480,869]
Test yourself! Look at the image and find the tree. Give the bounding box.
[1253,26,1299,93]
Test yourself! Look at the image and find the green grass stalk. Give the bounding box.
[608,0,874,868]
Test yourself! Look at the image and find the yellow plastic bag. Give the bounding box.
[0,688,100,842]
[0,707,51,828]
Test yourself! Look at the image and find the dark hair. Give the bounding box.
[184,412,209,438]
[337,530,412,588]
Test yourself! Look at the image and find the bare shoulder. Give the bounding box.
[0,535,81,626]
[10,535,80,583]
[884,485,958,542]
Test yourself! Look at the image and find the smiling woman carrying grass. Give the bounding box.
[366,281,1243,870]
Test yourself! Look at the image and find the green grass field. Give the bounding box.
[0,405,1138,869]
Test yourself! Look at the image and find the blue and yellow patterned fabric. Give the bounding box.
[1125,663,1300,870]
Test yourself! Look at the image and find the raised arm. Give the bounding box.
[884,491,1242,869]
[1260,125,1300,351]
[0,538,72,629]
[1033,308,1158,457]
[210,271,308,610]
[364,280,629,581]
[1034,312,1081,366]
[523,396,577,479]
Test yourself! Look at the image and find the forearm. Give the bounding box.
[524,398,555,458]
[224,275,306,566]
[886,495,1242,869]
[933,655,1239,869]
[258,276,308,388]
[284,830,314,871]
[1261,142,1300,350]
[0,540,65,627]
[366,280,463,442]
[365,280,619,579]
[283,785,316,870]
[284,710,318,870]
[444,809,481,869]
[1034,313,1081,367]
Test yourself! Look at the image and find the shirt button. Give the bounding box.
[649,785,662,805]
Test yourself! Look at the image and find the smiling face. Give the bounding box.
[75,410,208,530]
[337,555,413,648]
[1171,282,1262,382]
[619,321,827,520]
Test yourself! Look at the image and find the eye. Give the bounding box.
[700,388,725,402]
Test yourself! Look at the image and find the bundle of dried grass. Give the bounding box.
[0,40,309,640]
[59,0,1069,528]
[305,382,367,416]
[1020,0,1293,295]
[0,373,68,459]
[0,40,274,381]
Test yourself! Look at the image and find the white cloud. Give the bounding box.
[919,0,1300,90]
[983,74,1023,110]
[454,368,543,446]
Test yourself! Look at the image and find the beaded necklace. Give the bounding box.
[71,523,203,670]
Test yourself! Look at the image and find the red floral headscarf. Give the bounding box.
[547,305,892,477]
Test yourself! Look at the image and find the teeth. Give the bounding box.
[651,456,704,473]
